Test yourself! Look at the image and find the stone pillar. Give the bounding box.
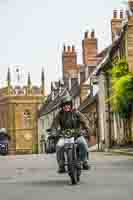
[9,103,16,155]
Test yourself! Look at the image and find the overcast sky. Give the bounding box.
[0,0,126,93]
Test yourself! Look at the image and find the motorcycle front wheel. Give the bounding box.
[67,147,80,185]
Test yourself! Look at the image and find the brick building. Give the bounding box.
[92,2,133,149]
[38,30,105,151]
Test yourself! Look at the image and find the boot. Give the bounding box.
[82,161,91,170]
[57,166,66,173]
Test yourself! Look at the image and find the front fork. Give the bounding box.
[65,143,81,172]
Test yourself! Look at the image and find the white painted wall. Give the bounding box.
[98,73,107,143]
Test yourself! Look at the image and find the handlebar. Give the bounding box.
[49,128,82,139]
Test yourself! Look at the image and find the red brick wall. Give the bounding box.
[82,30,98,65]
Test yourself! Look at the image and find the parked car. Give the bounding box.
[0,140,9,155]
[0,128,10,155]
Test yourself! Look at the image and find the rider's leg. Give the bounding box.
[56,138,65,173]
[76,136,90,170]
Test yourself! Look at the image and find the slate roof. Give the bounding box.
[69,79,80,98]
[78,94,98,112]
[38,88,68,117]
[97,45,111,59]
[92,22,127,76]
[38,76,81,117]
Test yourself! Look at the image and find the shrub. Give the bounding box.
[109,59,133,118]
[32,144,38,154]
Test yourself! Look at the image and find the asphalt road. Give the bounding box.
[0,152,132,200]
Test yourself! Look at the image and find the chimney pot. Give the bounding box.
[126,10,129,17]
[68,46,71,52]
[84,31,89,38]
[113,10,117,18]
[63,45,66,52]
[120,10,123,19]
[72,45,75,52]
[91,30,95,38]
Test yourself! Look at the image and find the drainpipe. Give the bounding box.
[96,97,100,151]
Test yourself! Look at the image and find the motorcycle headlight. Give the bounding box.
[66,131,71,137]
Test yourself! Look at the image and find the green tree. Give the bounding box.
[109,59,133,118]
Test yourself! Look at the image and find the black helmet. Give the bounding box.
[60,95,72,107]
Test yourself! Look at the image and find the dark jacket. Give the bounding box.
[51,110,93,137]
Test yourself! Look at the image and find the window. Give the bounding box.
[24,110,32,128]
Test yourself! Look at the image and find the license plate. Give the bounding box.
[64,137,74,144]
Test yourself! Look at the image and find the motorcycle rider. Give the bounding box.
[51,95,93,173]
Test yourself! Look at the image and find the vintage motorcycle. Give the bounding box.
[55,129,82,185]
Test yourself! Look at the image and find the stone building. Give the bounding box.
[0,68,45,154]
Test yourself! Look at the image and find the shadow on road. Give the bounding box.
[14,179,82,187]
[18,179,73,187]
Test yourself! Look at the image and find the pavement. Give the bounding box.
[89,144,133,157]
[0,152,132,200]
[109,147,133,156]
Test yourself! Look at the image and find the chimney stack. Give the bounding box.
[128,0,133,10]
[82,29,98,65]
[111,10,123,41]
[62,44,78,79]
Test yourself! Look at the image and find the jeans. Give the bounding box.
[56,136,89,167]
